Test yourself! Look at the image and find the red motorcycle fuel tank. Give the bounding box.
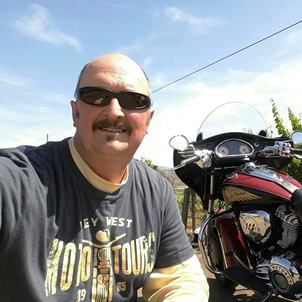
[222,164,302,204]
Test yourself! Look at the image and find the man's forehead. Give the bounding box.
[79,56,150,94]
[87,66,143,82]
[87,55,145,79]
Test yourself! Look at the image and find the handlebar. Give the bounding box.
[174,140,302,170]
[259,142,292,158]
[174,149,213,170]
[260,141,302,160]
[179,154,202,166]
[291,148,302,160]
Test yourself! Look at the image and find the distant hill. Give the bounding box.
[139,157,186,190]
[156,166,186,189]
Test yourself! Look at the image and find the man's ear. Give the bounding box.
[70,100,80,127]
[146,109,154,130]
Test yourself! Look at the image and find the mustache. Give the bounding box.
[92,118,132,133]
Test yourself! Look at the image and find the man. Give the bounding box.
[0,53,209,301]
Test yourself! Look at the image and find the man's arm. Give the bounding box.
[142,254,209,302]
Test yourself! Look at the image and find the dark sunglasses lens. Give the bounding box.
[122,93,150,109]
[79,88,108,105]
[78,88,151,109]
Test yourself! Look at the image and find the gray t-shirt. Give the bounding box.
[0,139,193,302]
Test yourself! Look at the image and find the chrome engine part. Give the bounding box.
[275,204,302,248]
[239,205,302,248]
[239,210,272,244]
[256,254,302,299]
[241,205,302,298]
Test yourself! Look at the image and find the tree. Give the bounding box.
[140,157,156,169]
[271,99,302,182]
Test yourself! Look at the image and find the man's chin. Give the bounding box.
[99,140,131,154]
[92,133,136,155]
[105,131,128,140]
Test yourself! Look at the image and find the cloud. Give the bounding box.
[0,97,74,148]
[164,6,224,34]
[117,40,143,54]
[0,71,31,87]
[15,4,82,51]
[286,28,302,44]
[141,56,153,68]
[44,92,71,104]
[136,59,302,167]
[150,75,165,91]
[0,66,73,147]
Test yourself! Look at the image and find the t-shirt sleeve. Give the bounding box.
[142,255,209,302]
[154,180,194,268]
[0,151,14,236]
[0,150,21,237]
[0,148,36,238]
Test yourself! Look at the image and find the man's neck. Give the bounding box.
[90,156,128,184]
[72,137,130,184]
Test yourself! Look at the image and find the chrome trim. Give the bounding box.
[256,255,302,295]
[269,256,300,286]
[239,210,272,244]
[198,214,224,275]
[240,163,299,194]
[198,211,234,275]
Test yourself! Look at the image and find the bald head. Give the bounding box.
[74,53,150,98]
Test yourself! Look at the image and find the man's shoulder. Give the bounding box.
[130,159,172,188]
[131,159,161,177]
[0,145,31,167]
[0,139,70,176]
[23,139,69,158]
[0,139,68,157]
[0,146,37,188]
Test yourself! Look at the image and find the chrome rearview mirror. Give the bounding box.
[291,131,302,149]
[169,135,189,151]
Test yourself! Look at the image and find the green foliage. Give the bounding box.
[271,99,302,134]
[271,99,290,137]
[271,99,302,182]
[288,108,302,131]
[140,157,155,169]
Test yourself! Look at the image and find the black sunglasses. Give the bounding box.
[76,86,152,110]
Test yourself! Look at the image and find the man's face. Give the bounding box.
[71,54,154,160]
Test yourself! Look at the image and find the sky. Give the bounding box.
[1,1,302,168]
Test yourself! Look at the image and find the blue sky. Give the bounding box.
[1,1,302,167]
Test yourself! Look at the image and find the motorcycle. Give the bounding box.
[169,102,302,301]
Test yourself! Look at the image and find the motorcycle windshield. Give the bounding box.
[196,102,268,140]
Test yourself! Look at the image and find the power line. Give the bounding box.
[152,19,302,93]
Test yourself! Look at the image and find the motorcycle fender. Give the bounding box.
[215,213,250,269]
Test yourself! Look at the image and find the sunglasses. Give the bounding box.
[76,86,152,110]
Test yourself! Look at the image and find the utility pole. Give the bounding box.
[46,133,49,142]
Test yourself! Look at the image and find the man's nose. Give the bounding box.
[102,98,124,117]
